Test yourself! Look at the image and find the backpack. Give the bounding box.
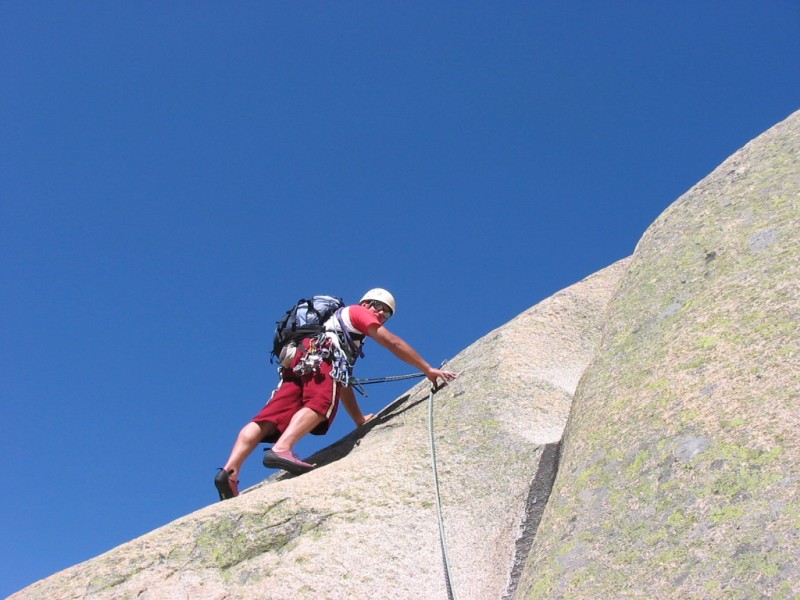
[271,295,344,362]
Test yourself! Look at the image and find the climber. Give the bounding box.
[214,288,457,500]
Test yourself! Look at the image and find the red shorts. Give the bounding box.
[252,342,340,443]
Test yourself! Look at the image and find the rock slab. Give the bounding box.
[516,110,800,599]
[11,260,628,599]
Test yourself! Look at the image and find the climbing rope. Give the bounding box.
[353,372,425,386]
[352,367,458,598]
[428,382,458,600]
[351,372,426,397]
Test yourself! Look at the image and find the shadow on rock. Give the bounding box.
[272,392,427,479]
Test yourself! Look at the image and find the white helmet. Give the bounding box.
[359,288,396,315]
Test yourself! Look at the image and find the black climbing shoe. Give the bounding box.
[214,468,239,501]
[263,448,316,475]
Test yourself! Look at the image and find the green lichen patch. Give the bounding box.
[191,501,333,572]
[517,110,800,599]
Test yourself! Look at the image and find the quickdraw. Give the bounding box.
[330,353,353,387]
[292,339,322,376]
[292,336,358,390]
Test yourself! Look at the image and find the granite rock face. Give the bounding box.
[12,110,799,600]
[10,260,628,600]
[516,110,800,599]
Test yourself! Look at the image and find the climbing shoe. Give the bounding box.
[214,468,239,501]
[263,448,316,475]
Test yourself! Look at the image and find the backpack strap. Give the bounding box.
[336,308,365,361]
[303,299,323,327]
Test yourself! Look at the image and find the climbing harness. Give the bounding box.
[292,339,324,376]
[292,336,355,388]
[279,302,366,384]
[290,334,423,398]
[428,380,458,600]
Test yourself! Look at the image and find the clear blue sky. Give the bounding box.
[2,2,798,596]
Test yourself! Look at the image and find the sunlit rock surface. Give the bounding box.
[11,261,626,600]
[516,110,800,599]
[12,110,799,600]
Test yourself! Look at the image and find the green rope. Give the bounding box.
[428,383,458,600]
[352,372,426,397]
[356,366,457,598]
[353,372,425,385]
